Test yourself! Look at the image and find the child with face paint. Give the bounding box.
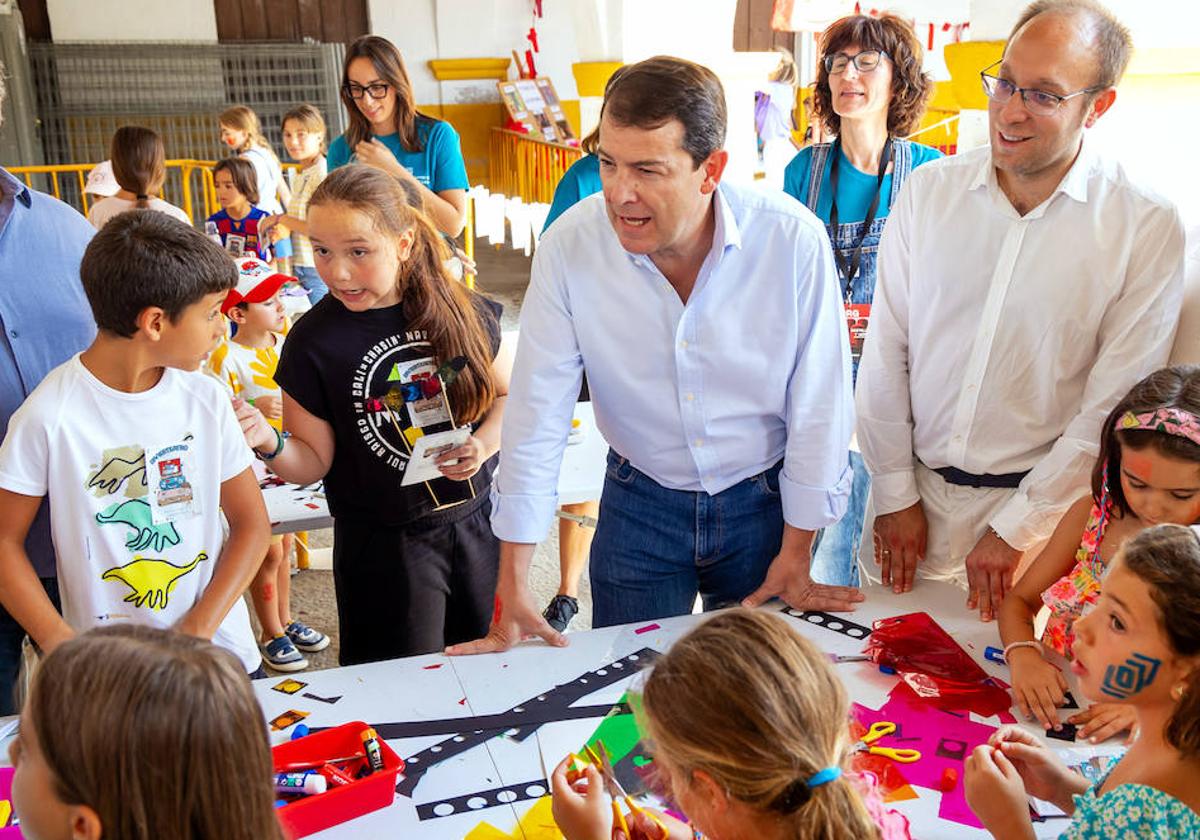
[965,524,1200,838]
[999,366,1200,741]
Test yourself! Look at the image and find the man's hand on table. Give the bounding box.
[873,501,926,594]
[965,527,1021,622]
[445,568,566,655]
[742,534,864,612]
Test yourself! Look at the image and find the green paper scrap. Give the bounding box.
[582,692,642,764]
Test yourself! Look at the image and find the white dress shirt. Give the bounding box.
[491,181,854,544]
[857,141,1184,551]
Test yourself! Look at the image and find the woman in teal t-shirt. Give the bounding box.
[330,35,469,236]
[783,13,942,590]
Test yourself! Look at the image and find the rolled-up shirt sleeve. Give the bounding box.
[855,180,919,516]
[490,239,584,543]
[780,223,854,530]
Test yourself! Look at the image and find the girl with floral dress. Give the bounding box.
[999,367,1200,741]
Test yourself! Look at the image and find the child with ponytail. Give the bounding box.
[87,126,190,228]
[551,609,910,840]
[999,366,1200,741]
[966,524,1200,838]
[236,164,509,666]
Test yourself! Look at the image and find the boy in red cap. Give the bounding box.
[207,257,328,671]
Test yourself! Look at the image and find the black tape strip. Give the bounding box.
[416,778,548,821]
[396,648,658,797]
[371,702,629,740]
[780,607,873,640]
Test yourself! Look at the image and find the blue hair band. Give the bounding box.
[805,766,842,789]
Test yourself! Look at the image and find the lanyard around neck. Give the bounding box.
[828,137,893,300]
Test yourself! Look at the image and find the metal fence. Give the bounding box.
[24,40,345,207]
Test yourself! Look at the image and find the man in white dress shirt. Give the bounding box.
[857,0,1184,620]
[449,56,861,654]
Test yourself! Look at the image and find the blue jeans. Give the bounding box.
[294,265,328,305]
[0,577,60,714]
[809,450,868,587]
[589,451,784,627]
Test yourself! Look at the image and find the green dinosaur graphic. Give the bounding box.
[95,499,181,552]
[101,551,207,611]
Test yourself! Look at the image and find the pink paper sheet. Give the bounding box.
[852,689,998,829]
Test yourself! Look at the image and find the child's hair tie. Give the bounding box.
[806,766,842,788]
[770,766,841,813]
[136,193,149,200]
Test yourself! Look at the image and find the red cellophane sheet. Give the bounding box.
[865,612,1011,717]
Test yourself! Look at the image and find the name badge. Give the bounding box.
[846,302,871,363]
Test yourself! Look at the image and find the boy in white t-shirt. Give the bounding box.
[0,210,269,675]
[206,257,328,671]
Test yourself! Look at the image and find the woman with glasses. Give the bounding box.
[328,35,469,236]
[783,13,941,589]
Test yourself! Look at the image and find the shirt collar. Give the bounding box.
[970,135,1094,206]
[0,166,32,208]
[622,184,742,270]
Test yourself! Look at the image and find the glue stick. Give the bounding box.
[361,727,385,775]
[274,771,327,796]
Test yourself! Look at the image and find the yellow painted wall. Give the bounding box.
[420,99,581,187]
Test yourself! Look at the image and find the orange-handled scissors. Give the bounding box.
[852,721,921,763]
[584,742,669,840]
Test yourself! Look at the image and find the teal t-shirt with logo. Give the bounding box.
[328,117,469,192]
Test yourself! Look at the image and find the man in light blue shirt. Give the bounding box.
[449,57,861,654]
[0,69,96,709]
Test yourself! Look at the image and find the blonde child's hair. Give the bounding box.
[220,104,281,167]
[25,624,284,840]
[640,609,880,840]
[282,103,328,156]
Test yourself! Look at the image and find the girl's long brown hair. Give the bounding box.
[340,35,433,153]
[26,625,284,840]
[309,165,497,423]
[109,126,165,209]
[640,609,881,840]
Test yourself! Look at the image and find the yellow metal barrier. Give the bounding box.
[9,158,476,284]
[488,128,582,205]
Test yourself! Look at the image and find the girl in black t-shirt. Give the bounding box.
[237,165,510,665]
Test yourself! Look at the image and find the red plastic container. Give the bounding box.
[272,721,405,838]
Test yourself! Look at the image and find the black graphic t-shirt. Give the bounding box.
[276,293,502,526]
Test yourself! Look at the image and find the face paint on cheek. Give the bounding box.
[1099,652,1161,699]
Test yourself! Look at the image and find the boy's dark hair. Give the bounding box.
[600,56,726,169]
[1093,366,1200,517]
[213,157,260,206]
[81,210,237,338]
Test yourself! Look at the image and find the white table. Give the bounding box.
[252,581,1119,839]
[263,402,608,536]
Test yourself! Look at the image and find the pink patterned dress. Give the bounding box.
[1040,500,1110,658]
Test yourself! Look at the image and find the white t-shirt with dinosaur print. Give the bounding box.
[0,355,260,672]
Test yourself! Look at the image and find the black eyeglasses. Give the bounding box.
[824,50,888,75]
[344,82,391,101]
[979,61,1099,116]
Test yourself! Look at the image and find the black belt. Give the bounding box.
[933,466,1030,489]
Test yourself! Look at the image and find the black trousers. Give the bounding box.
[332,496,499,666]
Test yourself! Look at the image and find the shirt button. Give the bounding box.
[953,435,963,443]
[694,438,703,447]
[679,340,688,349]
[8,330,16,339]
[686,393,695,402]
[967,383,977,392]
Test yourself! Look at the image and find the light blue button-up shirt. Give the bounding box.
[0,167,96,577]
[492,180,854,544]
